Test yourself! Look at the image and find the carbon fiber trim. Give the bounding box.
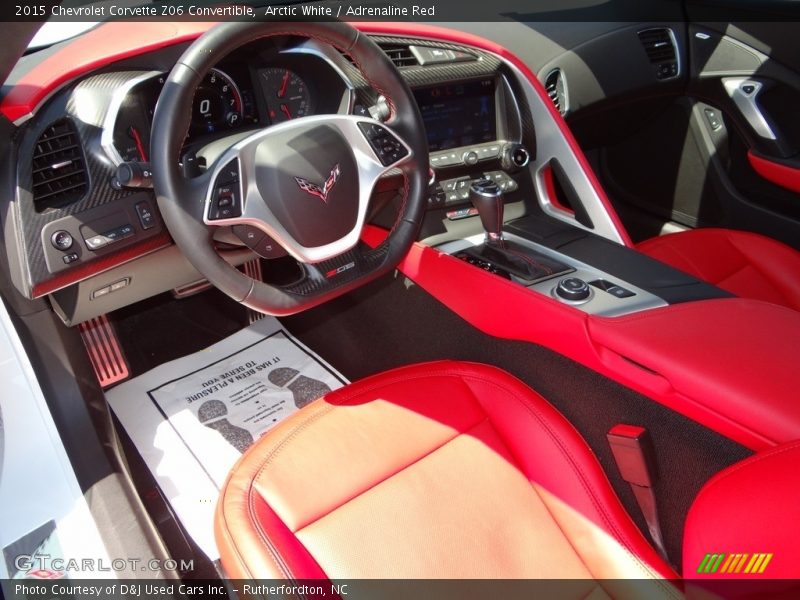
[284,241,390,296]
[13,71,166,297]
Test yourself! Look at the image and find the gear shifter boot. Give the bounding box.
[462,240,573,283]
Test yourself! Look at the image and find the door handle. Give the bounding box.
[723,77,777,140]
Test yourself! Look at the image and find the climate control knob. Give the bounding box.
[501,143,531,172]
[555,277,591,302]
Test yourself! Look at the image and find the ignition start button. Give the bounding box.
[51,230,74,251]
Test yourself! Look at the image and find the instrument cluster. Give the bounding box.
[107,45,351,166]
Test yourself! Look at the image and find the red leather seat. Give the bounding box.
[215,361,677,583]
[215,361,799,588]
[636,228,800,311]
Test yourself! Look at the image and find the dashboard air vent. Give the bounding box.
[32,118,88,211]
[380,45,419,68]
[637,28,679,80]
[545,69,567,116]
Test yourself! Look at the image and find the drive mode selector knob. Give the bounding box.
[556,277,591,302]
[501,143,530,172]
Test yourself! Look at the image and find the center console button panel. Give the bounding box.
[428,171,518,208]
[437,232,667,318]
[429,142,502,169]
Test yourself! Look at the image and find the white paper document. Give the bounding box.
[106,317,347,561]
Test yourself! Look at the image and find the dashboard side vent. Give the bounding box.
[637,28,680,80]
[32,118,88,211]
[545,69,568,116]
[380,45,419,68]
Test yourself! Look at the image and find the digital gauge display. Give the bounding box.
[110,68,257,165]
[190,68,244,135]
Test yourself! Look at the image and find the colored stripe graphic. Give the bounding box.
[698,554,726,573]
[704,553,774,574]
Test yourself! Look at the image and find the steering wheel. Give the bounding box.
[151,22,428,315]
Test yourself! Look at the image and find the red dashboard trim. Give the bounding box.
[31,232,172,298]
[2,22,216,123]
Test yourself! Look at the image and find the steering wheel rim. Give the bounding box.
[151,21,428,315]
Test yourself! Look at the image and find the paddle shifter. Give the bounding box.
[469,178,505,244]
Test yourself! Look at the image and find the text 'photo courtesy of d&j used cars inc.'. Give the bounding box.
[2,1,800,600]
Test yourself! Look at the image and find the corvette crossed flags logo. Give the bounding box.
[294,164,341,203]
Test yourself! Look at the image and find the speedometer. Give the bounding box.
[191,68,244,136]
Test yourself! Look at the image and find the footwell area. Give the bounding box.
[107,315,346,561]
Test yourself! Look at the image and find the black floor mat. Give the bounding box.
[281,273,753,571]
[112,289,249,377]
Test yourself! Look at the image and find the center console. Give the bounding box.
[410,69,727,318]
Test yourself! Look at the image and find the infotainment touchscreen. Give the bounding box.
[413,78,497,152]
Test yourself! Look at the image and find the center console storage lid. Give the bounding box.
[588,298,800,448]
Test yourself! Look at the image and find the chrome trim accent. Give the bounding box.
[723,78,777,141]
[544,68,569,116]
[492,52,626,244]
[203,114,413,264]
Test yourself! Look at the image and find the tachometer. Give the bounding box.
[260,68,311,123]
[191,68,244,135]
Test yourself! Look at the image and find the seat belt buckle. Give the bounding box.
[607,424,670,562]
[607,424,657,487]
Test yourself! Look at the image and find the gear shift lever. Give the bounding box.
[463,177,572,282]
[469,178,504,244]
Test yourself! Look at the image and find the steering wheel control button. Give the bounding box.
[210,185,241,220]
[233,225,287,259]
[217,159,240,185]
[233,224,265,246]
[358,122,408,166]
[135,201,156,230]
[51,230,74,251]
[555,277,592,302]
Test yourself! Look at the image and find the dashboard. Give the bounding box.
[4,30,536,325]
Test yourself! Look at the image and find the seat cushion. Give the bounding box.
[636,228,800,311]
[215,360,678,588]
[684,441,800,580]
